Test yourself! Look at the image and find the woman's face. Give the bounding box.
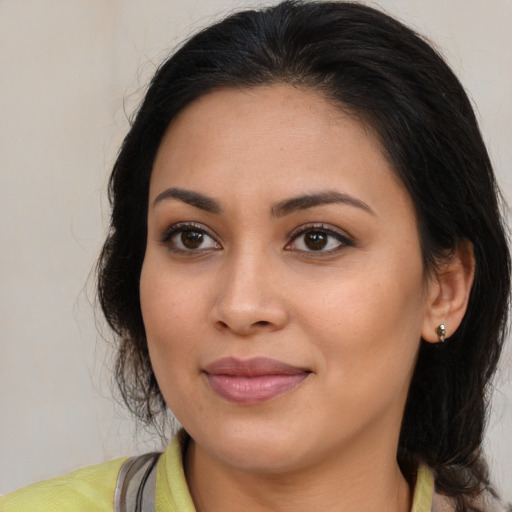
[140,85,434,474]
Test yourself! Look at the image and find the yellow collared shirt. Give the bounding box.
[1,432,435,512]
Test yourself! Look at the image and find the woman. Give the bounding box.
[1,1,509,511]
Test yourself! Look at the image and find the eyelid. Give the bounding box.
[159,221,222,251]
[157,221,352,254]
[285,223,354,252]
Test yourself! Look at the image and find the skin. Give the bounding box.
[140,85,473,512]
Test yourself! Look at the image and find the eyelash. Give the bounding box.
[286,223,354,255]
[159,222,220,254]
[159,222,353,255]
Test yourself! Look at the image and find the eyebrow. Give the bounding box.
[153,187,374,217]
[271,191,375,217]
[153,187,222,213]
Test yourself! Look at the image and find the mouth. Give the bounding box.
[203,357,311,405]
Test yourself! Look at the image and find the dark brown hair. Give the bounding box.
[97,2,510,510]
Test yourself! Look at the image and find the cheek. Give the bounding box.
[140,253,206,341]
[297,261,426,397]
[296,267,426,335]
[139,257,206,405]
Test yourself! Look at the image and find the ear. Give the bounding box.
[421,240,475,343]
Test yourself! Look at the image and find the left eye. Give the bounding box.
[287,228,349,253]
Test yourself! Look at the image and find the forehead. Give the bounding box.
[150,84,411,217]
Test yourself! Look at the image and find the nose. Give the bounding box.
[210,250,289,336]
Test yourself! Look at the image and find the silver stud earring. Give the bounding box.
[435,324,447,343]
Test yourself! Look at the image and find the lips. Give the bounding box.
[203,357,310,405]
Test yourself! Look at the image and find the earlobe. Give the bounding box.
[421,241,475,344]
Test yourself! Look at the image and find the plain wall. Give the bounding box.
[1,0,511,500]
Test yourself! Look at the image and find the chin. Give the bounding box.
[189,418,312,474]
[214,439,306,475]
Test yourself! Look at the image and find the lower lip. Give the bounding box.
[206,373,309,404]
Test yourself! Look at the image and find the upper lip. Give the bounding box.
[203,357,309,377]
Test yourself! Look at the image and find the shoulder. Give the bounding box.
[0,457,128,512]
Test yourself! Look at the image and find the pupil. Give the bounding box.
[305,232,327,250]
[181,230,203,249]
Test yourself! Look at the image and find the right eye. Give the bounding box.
[160,223,221,253]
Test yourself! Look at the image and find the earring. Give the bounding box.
[435,324,447,343]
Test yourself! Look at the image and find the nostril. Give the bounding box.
[214,319,271,333]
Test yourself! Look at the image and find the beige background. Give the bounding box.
[1,0,511,501]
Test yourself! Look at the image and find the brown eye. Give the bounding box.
[304,231,328,250]
[161,223,220,253]
[181,230,204,249]
[287,226,351,254]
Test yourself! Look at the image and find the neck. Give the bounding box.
[184,435,412,512]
